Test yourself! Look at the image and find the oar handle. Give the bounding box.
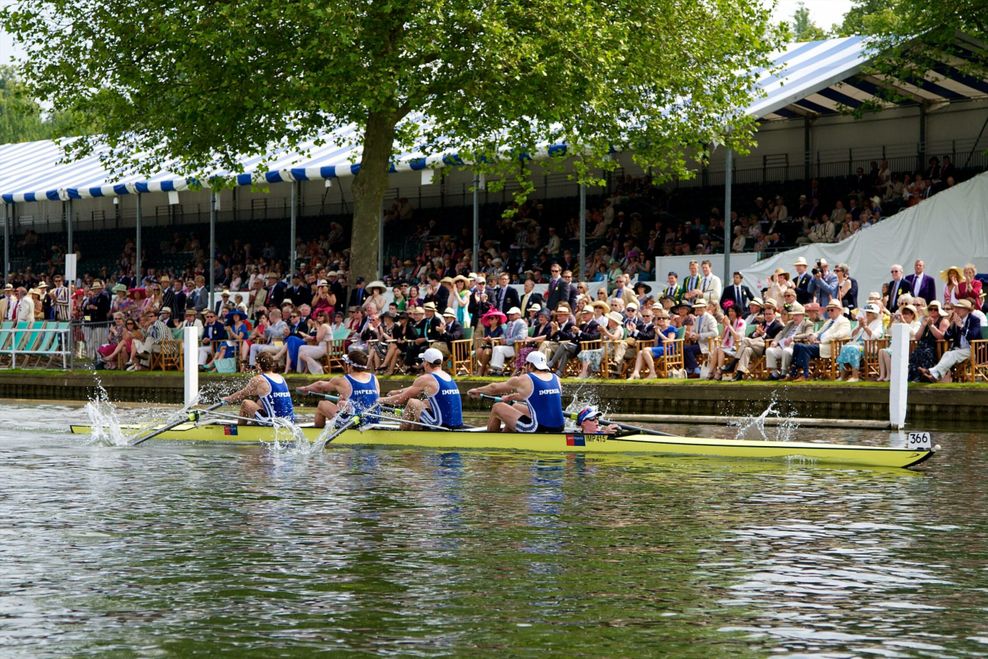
[479,394,502,402]
[300,389,339,402]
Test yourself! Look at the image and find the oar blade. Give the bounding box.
[130,402,224,446]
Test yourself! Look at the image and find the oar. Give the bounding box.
[320,414,360,446]
[482,393,674,437]
[131,402,224,446]
[360,410,452,431]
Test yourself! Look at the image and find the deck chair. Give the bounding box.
[151,338,183,370]
[862,337,890,380]
[654,338,685,378]
[971,327,988,383]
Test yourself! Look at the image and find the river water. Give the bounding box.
[1,401,987,656]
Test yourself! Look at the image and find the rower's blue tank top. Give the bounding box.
[259,373,295,421]
[523,372,564,430]
[345,373,379,413]
[425,372,463,429]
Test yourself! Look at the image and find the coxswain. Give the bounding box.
[379,347,463,430]
[221,351,295,425]
[575,406,619,434]
[297,349,380,428]
[468,351,565,433]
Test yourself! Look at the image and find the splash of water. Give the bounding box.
[729,394,800,442]
[82,379,129,447]
[265,416,317,457]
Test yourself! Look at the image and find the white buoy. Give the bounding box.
[183,325,199,408]
[888,323,909,429]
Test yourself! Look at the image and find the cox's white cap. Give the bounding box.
[420,347,444,364]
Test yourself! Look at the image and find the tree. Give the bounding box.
[840,0,985,39]
[0,64,48,143]
[2,0,782,280]
[791,2,828,41]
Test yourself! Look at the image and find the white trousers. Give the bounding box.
[765,345,795,372]
[249,343,279,366]
[930,347,971,380]
[198,345,213,365]
[490,345,515,369]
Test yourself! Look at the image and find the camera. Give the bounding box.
[811,268,820,275]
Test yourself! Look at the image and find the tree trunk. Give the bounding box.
[349,111,396,283]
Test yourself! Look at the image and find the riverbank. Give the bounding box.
[2,369,986,428]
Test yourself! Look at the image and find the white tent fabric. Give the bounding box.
[741,171,988,300]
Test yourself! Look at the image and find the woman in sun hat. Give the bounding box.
[449,274,472,328]
[109,282,136,319]
[907,300,950,382]
[940,266,965,306]
[475,308,507,376]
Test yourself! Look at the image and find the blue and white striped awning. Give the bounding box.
[2,33,986,204]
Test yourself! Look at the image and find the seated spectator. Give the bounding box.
[707,303,745,381]
[835,304,884,382]
[788,300,852,380]
[918,299,981,382]
[877,304,921,381]
[474,309,506,376]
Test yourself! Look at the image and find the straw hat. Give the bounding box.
[443,307,457,317]
[940,266,965,283]
[554,305,570,315]
[772,268,790,279]
[606,311,624,325]
[592,300,610,313]
[423,301,437,311]
[439,276,454,285]
[826,299,843,310]
[507,307,521,316]
[749,297,764,308]
[581,305,594,314]
[789,303,806,314]
[111,283,127,293]
[902,304,917,316]
[366,280,387,293]
[793,257,808,267]
[953,298,973,310]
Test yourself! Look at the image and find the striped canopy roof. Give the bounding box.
[2,34,986,204]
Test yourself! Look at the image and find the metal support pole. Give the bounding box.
[289,181,298,276]
[135,194,143,284]
[471,174,479,273]
[378,197,384,280]
[65,199,73,256]
[723,148,733,283]
[804,118,812,180]
[578,183,587,280]
[2,204,9,286]
[918,105,927,172]
[209,191,217,296]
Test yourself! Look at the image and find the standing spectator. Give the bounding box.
[720,272,753,312]
[519,278,543,316]
[808,259,838,307]
[940,266,965,306]
[492,272,520,314]
[835,263,858,314]
[905,259,936,303]
[958,264,982,307]
[545,264,573,311]
[699,259,722,306]
[792,257,813,304]
[884,264,909,311]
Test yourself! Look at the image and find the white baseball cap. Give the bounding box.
[420,347,444,364]
[525,351,550,370]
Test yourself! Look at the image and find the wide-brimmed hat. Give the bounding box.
[633,282,651,293]
[953,298,973,310]
[793,257,808,267]
[439,276,454,285]
[443,307,457,317]
[366,280,387,293]
[749,297,764,308]
[772,268,790,279]
[789,303,805,315]
[592,300,610,312]
[902,304,917,316]
[581,305,594,314]
[825,299,843,310]
[111,283,127,293]
[606,311,624,324]
[453,275,471,285]
[940,266,965,283]
[423,301,437,312]
[864,303,881,314]
[692,300,707,309]
[482,309,507,324]
[763,298,778,310]
[927,300,944,312]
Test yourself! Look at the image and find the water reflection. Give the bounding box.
[0,403,985,655]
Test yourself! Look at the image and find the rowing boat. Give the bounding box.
[68,421,936,469]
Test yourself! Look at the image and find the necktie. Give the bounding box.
[735,285,740,303]
[913,275,921,296]
[817,319,833,340]
[890,283,898,309]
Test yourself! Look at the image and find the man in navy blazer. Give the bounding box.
[904,259,937,303]
[719,272,753,312]
[919,299,981,382]
[884,264,910,311]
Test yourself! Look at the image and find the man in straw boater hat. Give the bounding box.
[918,298,982,383]
[379,347,464,430]
[468,351,565,434]
[221,351,295,425]
[787,299,853,381]
[298,349,380,428]
[726,298,784,380]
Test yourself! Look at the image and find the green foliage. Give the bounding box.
[790,2,828,41]
[840,0,986,40]
[0,64,98,144]
[2,0,783,277]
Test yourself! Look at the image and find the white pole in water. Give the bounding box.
[889,323,909,429]
[183,325,199,408]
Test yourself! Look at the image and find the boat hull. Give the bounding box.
[68,423,934,469]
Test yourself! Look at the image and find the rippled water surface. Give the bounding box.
[1,401,987,656]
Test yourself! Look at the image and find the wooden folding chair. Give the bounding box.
[862,337,889,380]
[655,338,685,378]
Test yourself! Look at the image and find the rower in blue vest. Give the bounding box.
[297,349,380,428]
[380,347,464,430]
[468,351,565,433]
[222,351,295,424]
